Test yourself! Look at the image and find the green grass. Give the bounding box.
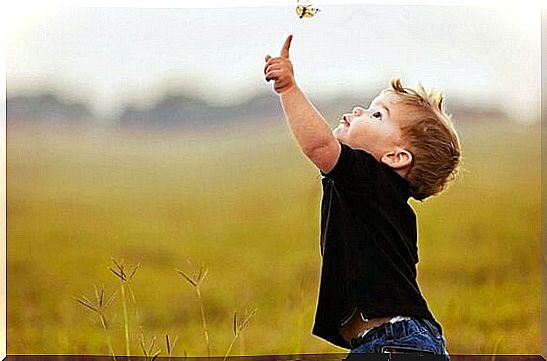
[7,119,541,355]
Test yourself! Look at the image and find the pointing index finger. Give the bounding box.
[280,34,293,59]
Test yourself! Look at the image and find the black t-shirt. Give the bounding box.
[312,142,443,348]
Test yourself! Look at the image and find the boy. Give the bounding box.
[264,35,458,360]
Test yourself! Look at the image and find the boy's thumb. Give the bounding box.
[265,55,272,62]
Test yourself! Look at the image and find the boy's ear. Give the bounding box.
[381,148,413,170]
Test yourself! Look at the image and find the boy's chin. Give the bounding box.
[332,128,346,141]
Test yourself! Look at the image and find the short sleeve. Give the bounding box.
[320,142,376,184]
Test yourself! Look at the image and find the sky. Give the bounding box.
[5,2,542,121]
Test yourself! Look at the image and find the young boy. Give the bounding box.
[264,35,458,360]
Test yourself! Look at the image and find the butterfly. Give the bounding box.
[295,0,320,19]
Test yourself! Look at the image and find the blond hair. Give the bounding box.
[382,78,461,201]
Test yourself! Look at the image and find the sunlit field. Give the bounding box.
[7,118,541,356]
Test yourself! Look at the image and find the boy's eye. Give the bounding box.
[371,111,382,119]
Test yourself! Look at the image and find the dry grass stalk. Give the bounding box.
[165,334,179,360]
[75,284,117,360]
[176,260,211,357]
[139,330,161,361]
[490,336,503,361]
[223,308,257,361]
[109,258,140,356]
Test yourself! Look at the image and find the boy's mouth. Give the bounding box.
[340,115,350,126]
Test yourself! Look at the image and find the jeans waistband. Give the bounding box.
[421,318,442,337]
[348,317,437,350]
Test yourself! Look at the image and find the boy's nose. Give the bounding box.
[352,107,365,116]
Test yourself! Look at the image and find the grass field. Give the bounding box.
[7,118,541,356]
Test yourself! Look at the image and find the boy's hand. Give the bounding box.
[265,34,340,173]
[264,35,296,94]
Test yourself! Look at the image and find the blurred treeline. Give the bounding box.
[6,87,515,128]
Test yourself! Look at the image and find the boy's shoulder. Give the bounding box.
[320,143,377,181]
[322,143,410,198]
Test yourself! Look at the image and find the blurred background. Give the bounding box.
[6,3,541,356]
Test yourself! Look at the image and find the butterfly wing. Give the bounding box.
[295,5,306,18]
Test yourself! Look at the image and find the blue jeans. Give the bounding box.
[346,318,450,361]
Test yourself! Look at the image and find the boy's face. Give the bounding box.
[333,93,409,162]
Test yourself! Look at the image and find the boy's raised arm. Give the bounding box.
[264,35,341,174]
